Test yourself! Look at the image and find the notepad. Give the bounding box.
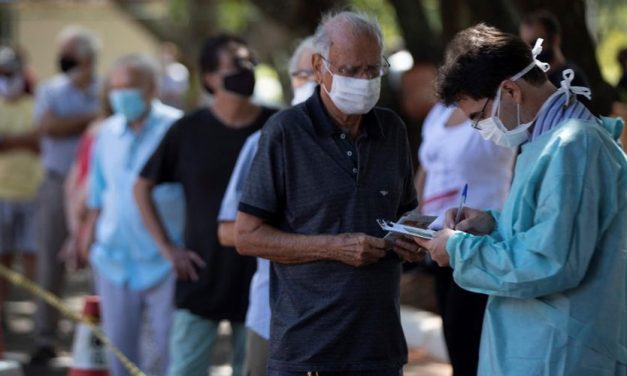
[377,219,435,239]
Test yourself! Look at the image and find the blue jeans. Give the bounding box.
[167,309,246,376]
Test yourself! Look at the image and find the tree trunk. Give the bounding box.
[249,0,343,37]
[388,0,442,63]
[0,2,15,45]
[439,0,465,47]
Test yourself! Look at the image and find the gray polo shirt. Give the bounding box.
[33,74,101,176]
[239,90,417,372]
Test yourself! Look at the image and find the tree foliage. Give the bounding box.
[112,0,620,115]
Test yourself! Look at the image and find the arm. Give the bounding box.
[217,132,261,247]
[134,176,205,280]
[433,166,602,298]
[234,211,387,267]
[38,110,97,138]
[0,129,39,153]
[79,208,100,259]
[133,176,171,251]
[218,222,236,247]
[134,122,204,280]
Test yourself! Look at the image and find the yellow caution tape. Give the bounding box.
[0,263,145,376]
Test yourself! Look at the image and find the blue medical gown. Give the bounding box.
[446,117,627,375]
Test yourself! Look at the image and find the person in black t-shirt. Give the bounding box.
[133,34,276,376]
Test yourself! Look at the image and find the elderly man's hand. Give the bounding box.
[445,207,496,235]
[332,233,387,267]
[161,244,206,281]
[391,236,425,263]
[413,229,455,267]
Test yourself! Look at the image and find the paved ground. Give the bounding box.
[2,268,451,376]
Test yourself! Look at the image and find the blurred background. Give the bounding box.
[1,0,626,156]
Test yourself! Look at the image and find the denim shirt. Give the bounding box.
[87,101,185,290]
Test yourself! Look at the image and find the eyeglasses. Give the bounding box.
[320,55,390,79]
[470,99,490,129]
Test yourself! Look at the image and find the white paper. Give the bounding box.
[377,219,435,239]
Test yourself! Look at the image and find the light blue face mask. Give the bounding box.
[109,88,148,122]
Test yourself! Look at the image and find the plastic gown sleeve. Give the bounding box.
[446,131,610,299]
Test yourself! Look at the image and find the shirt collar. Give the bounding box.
[529,89,595,141]
[305,87,383,140]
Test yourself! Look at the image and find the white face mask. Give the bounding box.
[475,38,550,148]
[0,74,24,99]
[321,61,380,115]
[476,87,534,148]
[291,81,317,106]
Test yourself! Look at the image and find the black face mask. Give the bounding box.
[59,55,79,73]
[223,69,255,97]
[537,48,554,64]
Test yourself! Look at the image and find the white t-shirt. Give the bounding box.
[418,103,516,217]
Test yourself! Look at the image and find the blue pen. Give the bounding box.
[454,184,468,225]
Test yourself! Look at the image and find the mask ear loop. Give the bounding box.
[517,103,520,125]
[320,59,334,96]
[493,87,502,119]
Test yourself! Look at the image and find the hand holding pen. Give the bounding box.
[444,185,496,235]
[454,183,468,225]
[412,185,468,267]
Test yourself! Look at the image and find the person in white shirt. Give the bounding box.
[416,102,516,376]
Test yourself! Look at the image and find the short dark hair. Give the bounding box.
[521,10,561,43]
[198,33,247,74]
[436,24,547,105]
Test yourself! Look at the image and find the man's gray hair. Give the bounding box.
[313,11,383,58]
[57,25,101,59]
[110,54,160,91]
[288,36,315,75]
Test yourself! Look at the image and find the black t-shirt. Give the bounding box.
[140,106,276,321]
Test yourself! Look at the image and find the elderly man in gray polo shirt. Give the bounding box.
[235,11,420,375]
[30,26,101,364]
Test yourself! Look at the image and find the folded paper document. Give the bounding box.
[377,218,436,240]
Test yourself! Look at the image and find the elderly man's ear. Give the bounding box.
[312,54,325,84]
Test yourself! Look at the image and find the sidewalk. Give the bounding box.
[2,269,451,376]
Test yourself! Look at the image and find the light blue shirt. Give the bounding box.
[33,74,101,175]
[218,130,270,339]
[87,101,185,290]
[447,114,627,373]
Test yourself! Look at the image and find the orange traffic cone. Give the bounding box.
[68,296,108,376]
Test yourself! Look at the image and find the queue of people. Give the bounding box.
[0,7,625,376]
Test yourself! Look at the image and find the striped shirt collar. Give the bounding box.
[530,89,597,141]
